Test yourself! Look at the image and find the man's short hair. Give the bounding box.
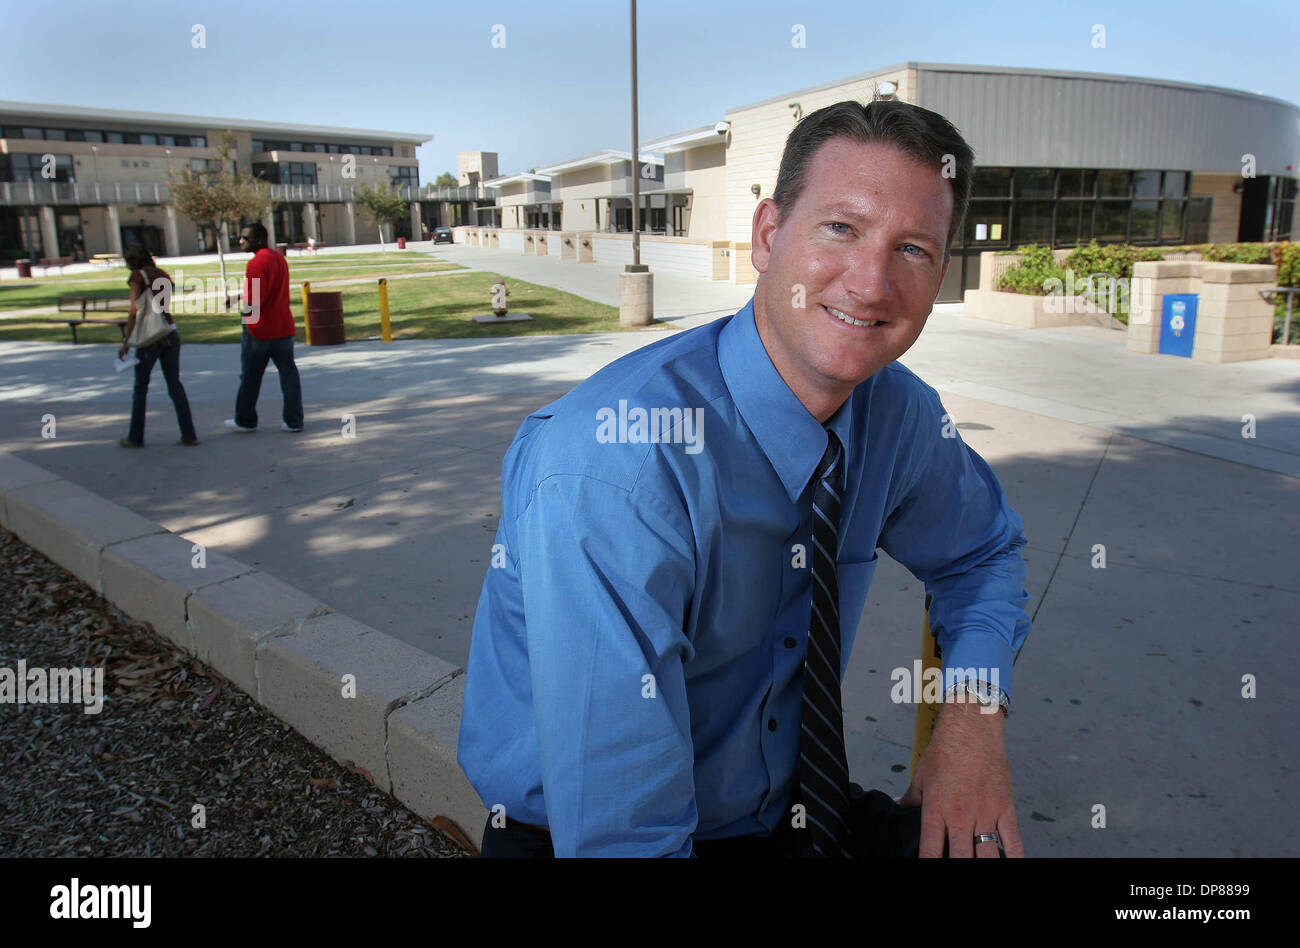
[245,221,269,245]
[771,99,975,258]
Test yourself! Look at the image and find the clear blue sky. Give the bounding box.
[3,0,1297,182]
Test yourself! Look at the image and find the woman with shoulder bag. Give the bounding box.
[118,243,199,447]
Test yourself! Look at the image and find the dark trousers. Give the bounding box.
[234,328,303,429]
[128,330,197,444]
[480,783,923,858]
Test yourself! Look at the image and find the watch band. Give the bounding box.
[942,679,1010,716]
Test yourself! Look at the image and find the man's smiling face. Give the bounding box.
[751,137,953,422]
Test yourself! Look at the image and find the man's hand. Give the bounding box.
[898,699,1025,857]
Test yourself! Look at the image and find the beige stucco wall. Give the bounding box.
[552,165,612,231]
[681,143,726,240]
[724,67,916,243]
[1190,173,1242,244]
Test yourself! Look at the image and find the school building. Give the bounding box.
[0,101,492,261]
[468,62,1299,301]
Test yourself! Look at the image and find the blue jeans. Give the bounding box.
[128,330,197,444]
[234,328,303,429]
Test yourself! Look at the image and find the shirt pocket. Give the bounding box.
[836,552,880,636]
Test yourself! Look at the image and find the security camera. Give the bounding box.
[714,121,730,135]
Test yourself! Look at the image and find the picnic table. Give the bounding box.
[55,295,132,343]
[91,253,124,268]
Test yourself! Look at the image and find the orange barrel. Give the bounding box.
[397,237,406,250]
[307,291,345,346]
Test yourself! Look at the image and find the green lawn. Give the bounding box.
[0,271,666,343]
[0,252,464,312]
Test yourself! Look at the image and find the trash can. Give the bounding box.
[397,237,406,250]
[276,242,289,258]
[15,260,32,278]
[307,291,345,346]
[1158,293,1198,358]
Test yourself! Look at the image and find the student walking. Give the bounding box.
[118,243,198,448]
[225,222,304,433]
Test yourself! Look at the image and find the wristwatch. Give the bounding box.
[942,679,1010,716]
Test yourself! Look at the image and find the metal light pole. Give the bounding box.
[630,0,640,266]
[619,0,653,326]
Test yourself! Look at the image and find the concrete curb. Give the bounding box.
[0,449,488,852]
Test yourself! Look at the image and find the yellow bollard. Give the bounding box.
[378,277,391,343]
[910,594,942,782]
[301,281,311,346]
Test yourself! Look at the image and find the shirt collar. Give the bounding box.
[718,298,857,503]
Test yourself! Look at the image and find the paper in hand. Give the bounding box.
[114,353,138,373]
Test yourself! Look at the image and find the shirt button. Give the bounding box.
[784,637,797,648]
[768,718,778,731]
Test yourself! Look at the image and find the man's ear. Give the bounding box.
[751,198,781,275]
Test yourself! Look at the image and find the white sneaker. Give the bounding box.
[280,422,303,432]
[224,419,256,432]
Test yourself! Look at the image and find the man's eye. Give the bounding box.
[826,222,851,235]
[903,244,929,257]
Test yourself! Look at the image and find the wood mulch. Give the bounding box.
[0,527,473,858]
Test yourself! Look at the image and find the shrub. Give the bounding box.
[996,244,1064,295]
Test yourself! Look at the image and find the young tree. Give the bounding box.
[434,171,459,188]
[168,131,276,308]
[355,180,408,250]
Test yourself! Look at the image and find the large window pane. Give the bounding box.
[1058,170,1096,198]
[1013,168,1054,199]
[1164,172,1188,198]
[1159,201,1185,242]
[1012,201,1053,244]
[1099,171,1130,198]
[46,128,67,141]
[1096,202,1129,241]
[1055,201,1092,246]
[972,168,1011,197]
[1133,171,1161,199]
[1130,200,1158,240]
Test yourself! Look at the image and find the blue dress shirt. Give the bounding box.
[458,298,1032,857]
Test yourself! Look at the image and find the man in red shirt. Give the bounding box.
[225,222,305,432]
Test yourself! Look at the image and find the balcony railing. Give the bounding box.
[0,180,498,207]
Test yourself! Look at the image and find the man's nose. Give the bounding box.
[839,243,893,307]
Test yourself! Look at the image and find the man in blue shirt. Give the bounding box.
[458,99,1032,858]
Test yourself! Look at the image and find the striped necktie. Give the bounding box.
[799,429,853,858]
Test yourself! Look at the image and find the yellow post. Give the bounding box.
[301,281,311,346]
[379,277,391,343]
[910,596,943,781]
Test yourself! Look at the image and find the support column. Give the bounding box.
[304,202,318,239]
[219,220,231,255]
[439,201,451,228]
[163,205,181,257]
[343,201,357,245]
[410,202,423,239]
[105,204,124,255]
[38,206,59,258]
[263,210,276,249]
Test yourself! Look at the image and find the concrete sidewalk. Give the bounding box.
[1,282,1297,855]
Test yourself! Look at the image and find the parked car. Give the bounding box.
[433,227,453,244]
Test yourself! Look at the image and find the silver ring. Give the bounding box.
[974,832,1001,845]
